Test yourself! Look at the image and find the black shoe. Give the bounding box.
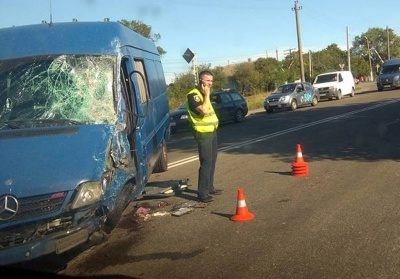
[210,189,223,195]
[198,195,213,203]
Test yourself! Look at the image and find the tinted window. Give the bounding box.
[229,92,244,101]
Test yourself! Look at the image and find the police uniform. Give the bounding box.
[186,87,219,201]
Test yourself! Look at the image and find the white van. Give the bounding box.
[313,71,355,100]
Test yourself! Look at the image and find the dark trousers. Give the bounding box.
[193,130,218,198]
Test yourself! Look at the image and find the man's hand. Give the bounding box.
[201,83,210,95]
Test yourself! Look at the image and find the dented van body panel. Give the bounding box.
[0,21,170,265]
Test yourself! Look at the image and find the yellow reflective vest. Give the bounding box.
[186,88,219,133]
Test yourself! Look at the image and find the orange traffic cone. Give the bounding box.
[292,143,309,176]
[230,188,254,222]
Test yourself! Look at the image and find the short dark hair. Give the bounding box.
[199,70,213,80]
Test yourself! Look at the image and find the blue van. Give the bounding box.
[0,21,170,265]
[376,58,400,91]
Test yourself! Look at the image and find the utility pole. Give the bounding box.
[365,36,373,82]
[347,26,351,72]
[308,50,312,82]
[387,26,390,60]
[192,54,198,85]
[284,48,296,69]
[292,1,305,82]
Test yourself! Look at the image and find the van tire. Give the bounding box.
[336,90,342,100]
[350,88,355,97]
[154,140,168,173]
[103,183,132,234]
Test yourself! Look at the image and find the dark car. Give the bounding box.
[169,90,248,133]
[264,81,319,113]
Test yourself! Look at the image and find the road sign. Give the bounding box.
[182,48,195,63]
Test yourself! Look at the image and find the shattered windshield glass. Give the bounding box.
[0,55,116,127]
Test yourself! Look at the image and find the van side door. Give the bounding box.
[126,58,155,184]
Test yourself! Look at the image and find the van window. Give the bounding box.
[338,74,343,82]
[134,59,150,103]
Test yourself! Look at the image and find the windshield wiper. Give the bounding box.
[0,119,83,129]
[0,121,22,129]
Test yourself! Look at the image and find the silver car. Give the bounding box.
[264,82,320,113]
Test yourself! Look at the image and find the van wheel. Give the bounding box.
[311,96,318,106]
[290,99,298,110]
[234,109,245,122]
[154,140,168,173]
[336,90,342,100]
[350,88,355,97]
[103,183,132,234]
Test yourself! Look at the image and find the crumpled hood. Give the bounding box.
[0,125,113,197]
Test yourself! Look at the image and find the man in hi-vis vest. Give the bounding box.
[186,70,223,203]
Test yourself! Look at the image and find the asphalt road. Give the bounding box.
[19,82,400,278]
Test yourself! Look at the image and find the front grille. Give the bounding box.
[2,192,67,223]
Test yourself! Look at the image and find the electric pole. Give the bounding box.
[347,26,351,72]
[292,1,305,82]
[387,26,390,60]
[365,36,373,82]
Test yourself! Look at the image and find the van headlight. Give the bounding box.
[71,181,103,209]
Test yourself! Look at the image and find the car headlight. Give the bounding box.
[393,75,400,85]
[71,181,103,209]
[181,114,188,120]
[280,96,289,102]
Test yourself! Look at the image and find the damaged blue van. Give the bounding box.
[0,21,170,265]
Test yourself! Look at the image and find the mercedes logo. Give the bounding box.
[0,195,19,221]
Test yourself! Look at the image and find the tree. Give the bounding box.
[232,62,261,95]
[254,58,285,91]
[119,19,166,56]
[352,27,400,66]
[312,44,347,76]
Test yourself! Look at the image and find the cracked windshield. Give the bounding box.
[0,55,116,127]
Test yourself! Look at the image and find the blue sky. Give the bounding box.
[0,0,398,84]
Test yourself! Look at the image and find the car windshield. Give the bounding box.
[274,84,296,94]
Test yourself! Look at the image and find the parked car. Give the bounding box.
[264,82,319,113]
[170,89,248,133]
[169,103,190,133]
[313,71,355,100]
